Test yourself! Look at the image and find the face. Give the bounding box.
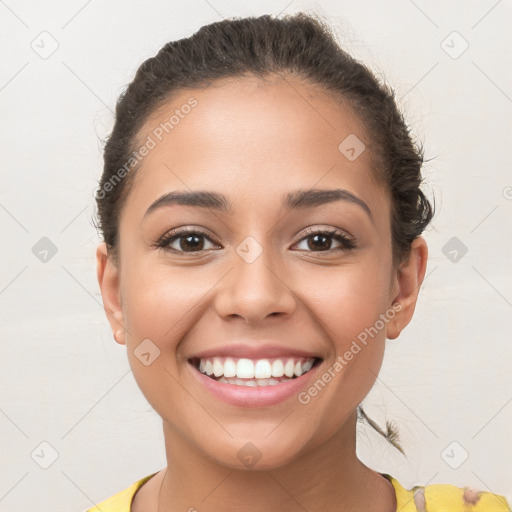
[97,74,426,470]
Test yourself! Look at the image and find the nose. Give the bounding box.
[214,242,297,325]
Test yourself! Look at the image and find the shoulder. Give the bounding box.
[383,474,511,512]
[84,472,159,512]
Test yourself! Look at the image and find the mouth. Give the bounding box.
[188,356,323,387]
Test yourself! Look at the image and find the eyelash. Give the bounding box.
[153,226,357,254]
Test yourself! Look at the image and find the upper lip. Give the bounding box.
[187,343,322,360]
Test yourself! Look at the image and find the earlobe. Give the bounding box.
[96,242,126,345]
[113,328,125,345]
[387,237,428,340]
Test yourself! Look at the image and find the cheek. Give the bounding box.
[121,262,212,345]
[119,265,207,426]
[293,264,391,424]
[297,257,393,401]
[304,259,393,342]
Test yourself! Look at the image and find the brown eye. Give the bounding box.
[307,233,332,251]
[174,233,206,251]
[155,228,220,253]
[294,227,356,252]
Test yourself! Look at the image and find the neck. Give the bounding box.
[157,411,396,512]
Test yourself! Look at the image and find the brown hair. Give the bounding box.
[95,12,433,456]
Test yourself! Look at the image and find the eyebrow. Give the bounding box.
[143,188,372,220]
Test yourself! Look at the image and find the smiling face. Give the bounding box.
[97,74,426,470]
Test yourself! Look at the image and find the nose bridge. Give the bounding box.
[215,234,296,323]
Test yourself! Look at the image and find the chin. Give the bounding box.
[200,432,310,471]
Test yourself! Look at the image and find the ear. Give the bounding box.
[387,236,428,340]
[96,242,126,345]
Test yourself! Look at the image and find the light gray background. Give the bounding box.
[1,1,511,510]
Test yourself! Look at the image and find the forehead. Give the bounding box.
[138,74,365,156]
[126,74,388,217]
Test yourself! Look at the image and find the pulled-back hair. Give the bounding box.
[95,12,434,456]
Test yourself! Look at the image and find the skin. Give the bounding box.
[96,74,428,512]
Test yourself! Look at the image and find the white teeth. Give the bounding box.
[254,359,272,379]
[223,357,237,378]
[302,359,314,373]
[271,359,285,377]
[213,357,223,377]
[256,378,281,386]
[284,359,295,378]
[196,356,317,384]
[218,376,294,386]
[236,358,255,379]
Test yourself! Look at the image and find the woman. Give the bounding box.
[90,12,510,512]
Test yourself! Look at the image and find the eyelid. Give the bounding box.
[154,224,357,255]
[293,225,356,251]
[153,226,221,251]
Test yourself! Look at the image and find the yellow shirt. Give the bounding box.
[85,472,511,511]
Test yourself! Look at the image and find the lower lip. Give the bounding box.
[189,363,319,407]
